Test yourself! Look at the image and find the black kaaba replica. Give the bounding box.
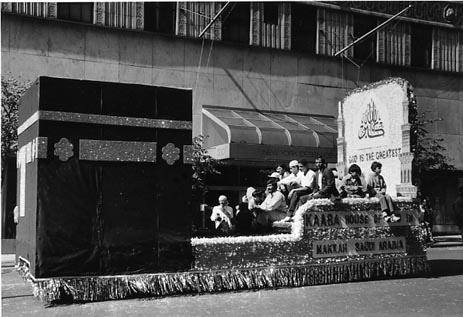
[16,77,193,279]
[17,77,429,305]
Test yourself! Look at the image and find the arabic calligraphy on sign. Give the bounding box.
[358,99,385,140]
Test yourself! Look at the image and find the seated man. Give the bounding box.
[310,156,339,199]
[255,180,287,228]
[210,195,234,234]
[278,160,302,195]
[276,163,290,180]
[248,188,265,211]
[281,159,315,222]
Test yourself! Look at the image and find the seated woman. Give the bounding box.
[340,164,366,198]
[235,189,256,235]
[246,187,264,211]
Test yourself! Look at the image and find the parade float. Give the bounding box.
[16,77,428,305]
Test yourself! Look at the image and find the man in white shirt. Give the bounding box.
[210,195,234,233]
[281,159,315,222]
[278,160,302,193]
[256,180,287,227]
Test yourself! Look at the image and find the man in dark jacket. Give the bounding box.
[311,156,339,199]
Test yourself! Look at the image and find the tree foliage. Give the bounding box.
[2,76,30,160]
[408,89,454,189]
[191,135,222,201]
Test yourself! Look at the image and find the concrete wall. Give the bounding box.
[2,13,463,170]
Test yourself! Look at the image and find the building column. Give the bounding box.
[336,101,346,179]
[136,2,144,30]
[1,3,12,12]
[396,123,417,198]
[250,2,262,46]
[94,2,105,25]
[281,2,291,50]
[48,2,57,18]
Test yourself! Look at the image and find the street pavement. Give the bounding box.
[2,242,463,317]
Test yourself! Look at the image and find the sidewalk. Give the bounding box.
[430,235,463,248]
[1,254,15,268]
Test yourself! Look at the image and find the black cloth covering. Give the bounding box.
[28,77,192,277]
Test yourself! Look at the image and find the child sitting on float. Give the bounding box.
[366,161,400,223]
[340,164,366,198]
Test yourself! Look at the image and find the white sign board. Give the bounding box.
[342,81,408,197]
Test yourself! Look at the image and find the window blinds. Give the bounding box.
[317,8,354,57]
[377,22,411,66]
[176,2,222,40]
[432,28,462,72]
[250,2,291,50]
[94,2,141,30]
[9,2,55,18]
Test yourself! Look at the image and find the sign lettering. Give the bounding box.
[342,82,408,196]
[358,99,385,139]
[348,147,402,163]
[313,237,406,258]
[304,210,419,229]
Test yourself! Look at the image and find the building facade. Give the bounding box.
[2,2,462,234]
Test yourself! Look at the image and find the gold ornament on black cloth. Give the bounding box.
[53,137,74,162]
[162,143,180,165]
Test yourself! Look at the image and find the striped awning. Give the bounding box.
[202,106,337,162]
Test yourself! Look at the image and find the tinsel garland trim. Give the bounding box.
[343,77,409,100]
[191,233,299,245]
[338,197,412,205]
[296,197,413,212]
[192,197,415,246]
[17,256,429,305]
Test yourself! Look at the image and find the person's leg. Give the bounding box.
[312,192,330,199]
[384,194,401,222]
[296,194,312,211]
[255,209,269,227]
[376,194,389,213]
[427,226,434,242]
[375,194,396,221]
[428,220,434,242]
[268,210,286,223]
[287,189,311,217]
[287,193,299,217]
[385,194,395,213]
